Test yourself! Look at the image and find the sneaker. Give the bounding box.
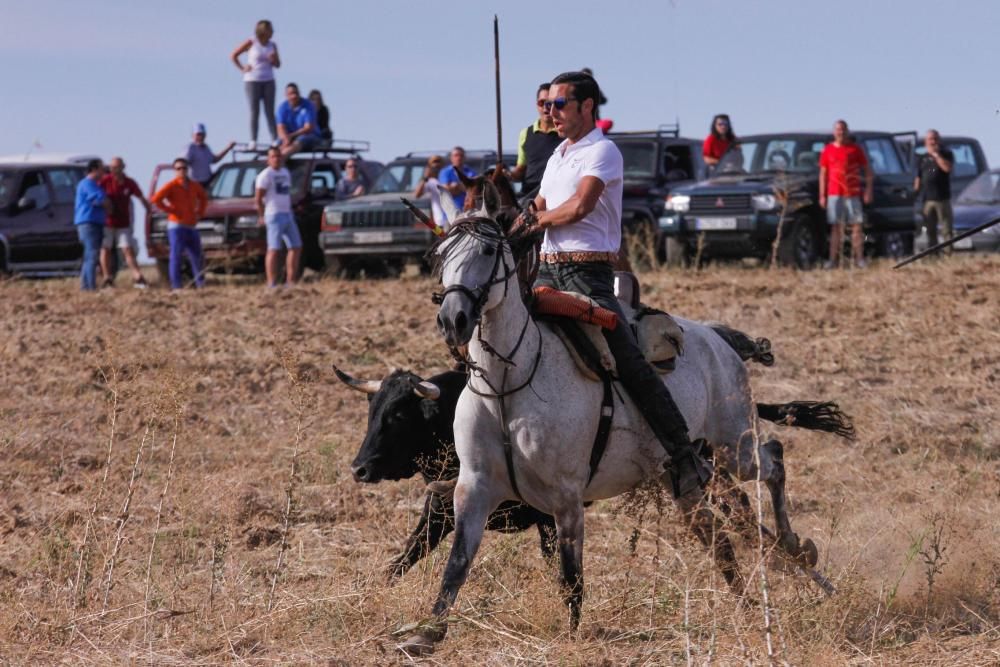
[822,260,835,270]
[133,276,148,289]
[855,259,868,269]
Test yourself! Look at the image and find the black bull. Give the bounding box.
[336,354,854,580]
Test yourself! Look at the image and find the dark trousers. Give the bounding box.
[167,226,204,289]
[535,261,691,455]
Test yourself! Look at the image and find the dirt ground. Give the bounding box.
[0,256,998,665]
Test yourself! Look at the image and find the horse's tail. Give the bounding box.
[756,401,856,440]
[708,323,775,367]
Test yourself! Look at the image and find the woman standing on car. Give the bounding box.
[231,20,281,150]
[703,114,736,168]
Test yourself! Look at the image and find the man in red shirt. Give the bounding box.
[819,119,873,268]
[99,157,151,288]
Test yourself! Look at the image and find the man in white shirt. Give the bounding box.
[255,147,302,287]
[514,71,710,498]
[414,155,451,229]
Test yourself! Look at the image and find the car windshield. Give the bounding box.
[616,141,657,178]
[957,171,1000,205]
[0,171,12,207]
[371,163,424,194]
[209,162,307,199]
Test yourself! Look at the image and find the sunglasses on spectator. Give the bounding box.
[542,97,576,112]
[716,120,730,126]
[173,164,188,170]
[345,163,357,169]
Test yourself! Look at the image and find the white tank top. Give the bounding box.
[243,38,276,82]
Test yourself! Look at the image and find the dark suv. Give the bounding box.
[147,142,381,278]
[608,125,703,235]
[0,160,86,275]
[319,150,515,274]
[658,130,917,267]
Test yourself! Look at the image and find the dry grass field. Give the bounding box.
[1,256,998,665]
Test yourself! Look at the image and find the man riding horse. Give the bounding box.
[511,71,711,498]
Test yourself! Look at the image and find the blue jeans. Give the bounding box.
[77,223,103,290]
[167,225,204,289]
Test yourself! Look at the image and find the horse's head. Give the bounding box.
[434,186,516,347]
[459,165,521,232]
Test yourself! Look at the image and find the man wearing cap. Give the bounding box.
[512,71,711,499]
[510,83,562,198]
[151,158,209,289]
[185,123,236,189]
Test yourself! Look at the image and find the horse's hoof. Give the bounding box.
[797,538,819,568]
[397,633,437,656]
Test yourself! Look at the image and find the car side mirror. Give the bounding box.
[17,196,36,212]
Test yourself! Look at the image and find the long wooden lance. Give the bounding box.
[400,197,445,237]
[893,215,1000,269]
[494,15,503,170]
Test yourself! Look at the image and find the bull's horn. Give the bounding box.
[332,365,382,394]
[412,380,441,400]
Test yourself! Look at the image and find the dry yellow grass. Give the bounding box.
[0,256,998,665]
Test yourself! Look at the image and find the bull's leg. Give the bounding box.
[554,504,585,632]
[536,513,558,559]
[389,492,455,580]
[675,490,746,594]
[397,479,499,656]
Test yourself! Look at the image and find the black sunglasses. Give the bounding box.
[173,164,188,170]
[542,96,576,112]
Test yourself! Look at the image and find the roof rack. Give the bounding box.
[607,122,682,139]
[230,138,371,160]
[404,149,509,159]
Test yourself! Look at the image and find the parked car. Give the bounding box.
[922,169,1000,253]
[320,150,516,275]
[910,135,989,251]
[607,125,703,255]
[658,130,918,268]
[146,142,381,279]
[0,158,86,275]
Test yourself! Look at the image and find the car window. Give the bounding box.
[862,138,903,175]
[310,163,337,195]
[210,166,240,198]
[915,141,981,178]
[956,171,1000,204]
[663,144,693,181]
[19,171,51,209]
[237,166,262,197]
[616,142,657,178]
[372,164,406,193]
[47,168,81,204]
[0,171,14,207]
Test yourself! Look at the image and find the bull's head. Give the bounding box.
[334,366,447,483]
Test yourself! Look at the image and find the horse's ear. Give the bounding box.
[489,167,518,210]
[439,190,458,223]
[455,168,475,188]
[481,180,501,218]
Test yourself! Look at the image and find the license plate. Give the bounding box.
[695,217,739,231]
[953,237,973,250]
[353,231,393,244]
[200,233,224,246]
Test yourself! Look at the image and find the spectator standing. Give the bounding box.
[255,147,302,288]
[439,146,477,210]
[151,158,208,289]
[414,155,450,228]
[334,158,367,200]
[231,19,280,149]
[819,119,873,268]
[276,83,322,156]
[308,90,333,142]
[186,123,235,189]
[914,129,955,253]
[74,159,110,291]
[510,83,562,197]
[703,114,736,169]
[98,157,150,288]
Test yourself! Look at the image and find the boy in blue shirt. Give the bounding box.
[74,159,110,290]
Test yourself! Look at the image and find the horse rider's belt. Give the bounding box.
[540,251,618,264]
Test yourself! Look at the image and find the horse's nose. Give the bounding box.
[352,464,371,483]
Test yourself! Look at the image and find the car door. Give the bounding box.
[7,169,61,265]
[45,167,85,261]
[860,136,914,233]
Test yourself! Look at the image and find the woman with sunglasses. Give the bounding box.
[703,114,737,170]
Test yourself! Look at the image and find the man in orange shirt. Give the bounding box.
[819,119,873,268]
[151,157,208,289]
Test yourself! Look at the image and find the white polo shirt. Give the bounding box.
[538,126,623,253]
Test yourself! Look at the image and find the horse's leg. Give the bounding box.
[554,504,586,632]
[398,478,498,656]
[536,512,558,560]
[389,492,455,580]
[734,436,818,567]
[675,490,746,594]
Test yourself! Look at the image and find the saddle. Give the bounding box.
[532,272,685,382]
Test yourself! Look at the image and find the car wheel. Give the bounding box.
[777,219,819,269]
[878,231,914,258]
[663,236,689,268]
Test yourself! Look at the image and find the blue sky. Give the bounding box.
[2,0,998,191]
